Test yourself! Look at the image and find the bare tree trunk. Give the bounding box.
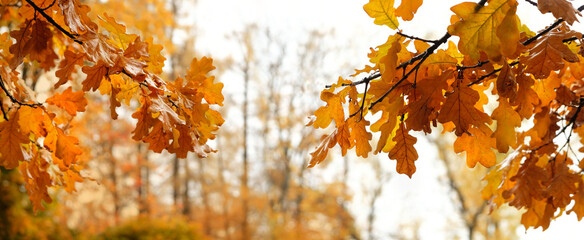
[108,142,119,224]
[241,59,250,240]
[198,156,211,235]
[172,155,180,212]
[183,157,191,217]
[217,136,231,240]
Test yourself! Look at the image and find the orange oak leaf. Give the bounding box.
[546,157,579,208]
[503,156,550,209]
[44,128,83,170]
[18,150,53,212]
[496,62,517,101]
[437,79,492,136]
[371,96,403,153]
[388,122,418,177]
[46,87,88,116]
[568,178,584,221]
[0,110,29,169]
[395,0,422,21]
[349,119,372,158]
[55,50,86,88]
[512,69,540,119]
[481,150,522,207]
[58,0,94,34]
[520,27,581,79]
[308,130,339,168]
[454,125,496,168]
[149,96,186,133]
[520,198,554,230]
[312,86,347,128]
[142,122,170,153]
[364,0,399,29]
[538,0,580,25]
[18,106,50,137]
[132,97,157,141]
[81,61,108,91]
[8,20,33,69]
[168,125,194,158]
[491,98,521,153]
[28,20,58,70]
[406,70,451,133]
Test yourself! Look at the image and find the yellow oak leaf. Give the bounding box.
[491,98,521,153]
[364,0,399,29]
[533,71,561,105]
[447,0,519,61]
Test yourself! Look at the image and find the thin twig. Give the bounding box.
[0,75,42,108]
[25,0,82,44]
[468,61,519,86]
[369,32,451,110]
[523,0,537,7]
[457,61,489,71]
[397,32,439,43]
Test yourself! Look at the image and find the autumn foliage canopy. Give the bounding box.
[308,0,584,231]
[3,0,584,234]
[0,0,223,212]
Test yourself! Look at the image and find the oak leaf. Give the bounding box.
[447,0,519,61]
[546,157,579,208]
[395,0,422,21]
[538,0,580,25]
[454,125,496,168]
[0,110,29,169]
[55,50,86,88]
[503,157,549,209]
[388,122,418,177]
[364,0,399,29]
[491,98,521,153]
[437,79,492,136]
[46,87,88,116]
[81,61,108,91]
[521,27,581,79]
[568,179,584,221]
[349,119,372,158]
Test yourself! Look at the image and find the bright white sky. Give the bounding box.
[192,0,584,239]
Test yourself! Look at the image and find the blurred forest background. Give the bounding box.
[3,0,583,239]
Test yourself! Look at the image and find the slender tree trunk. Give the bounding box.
[172,155,180,212]
[241,61,250,240]
[217,136,231,240]
[108,142,119,224]
[137,144,145,214]
[183,157,191,217]
[198,156,211,235]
